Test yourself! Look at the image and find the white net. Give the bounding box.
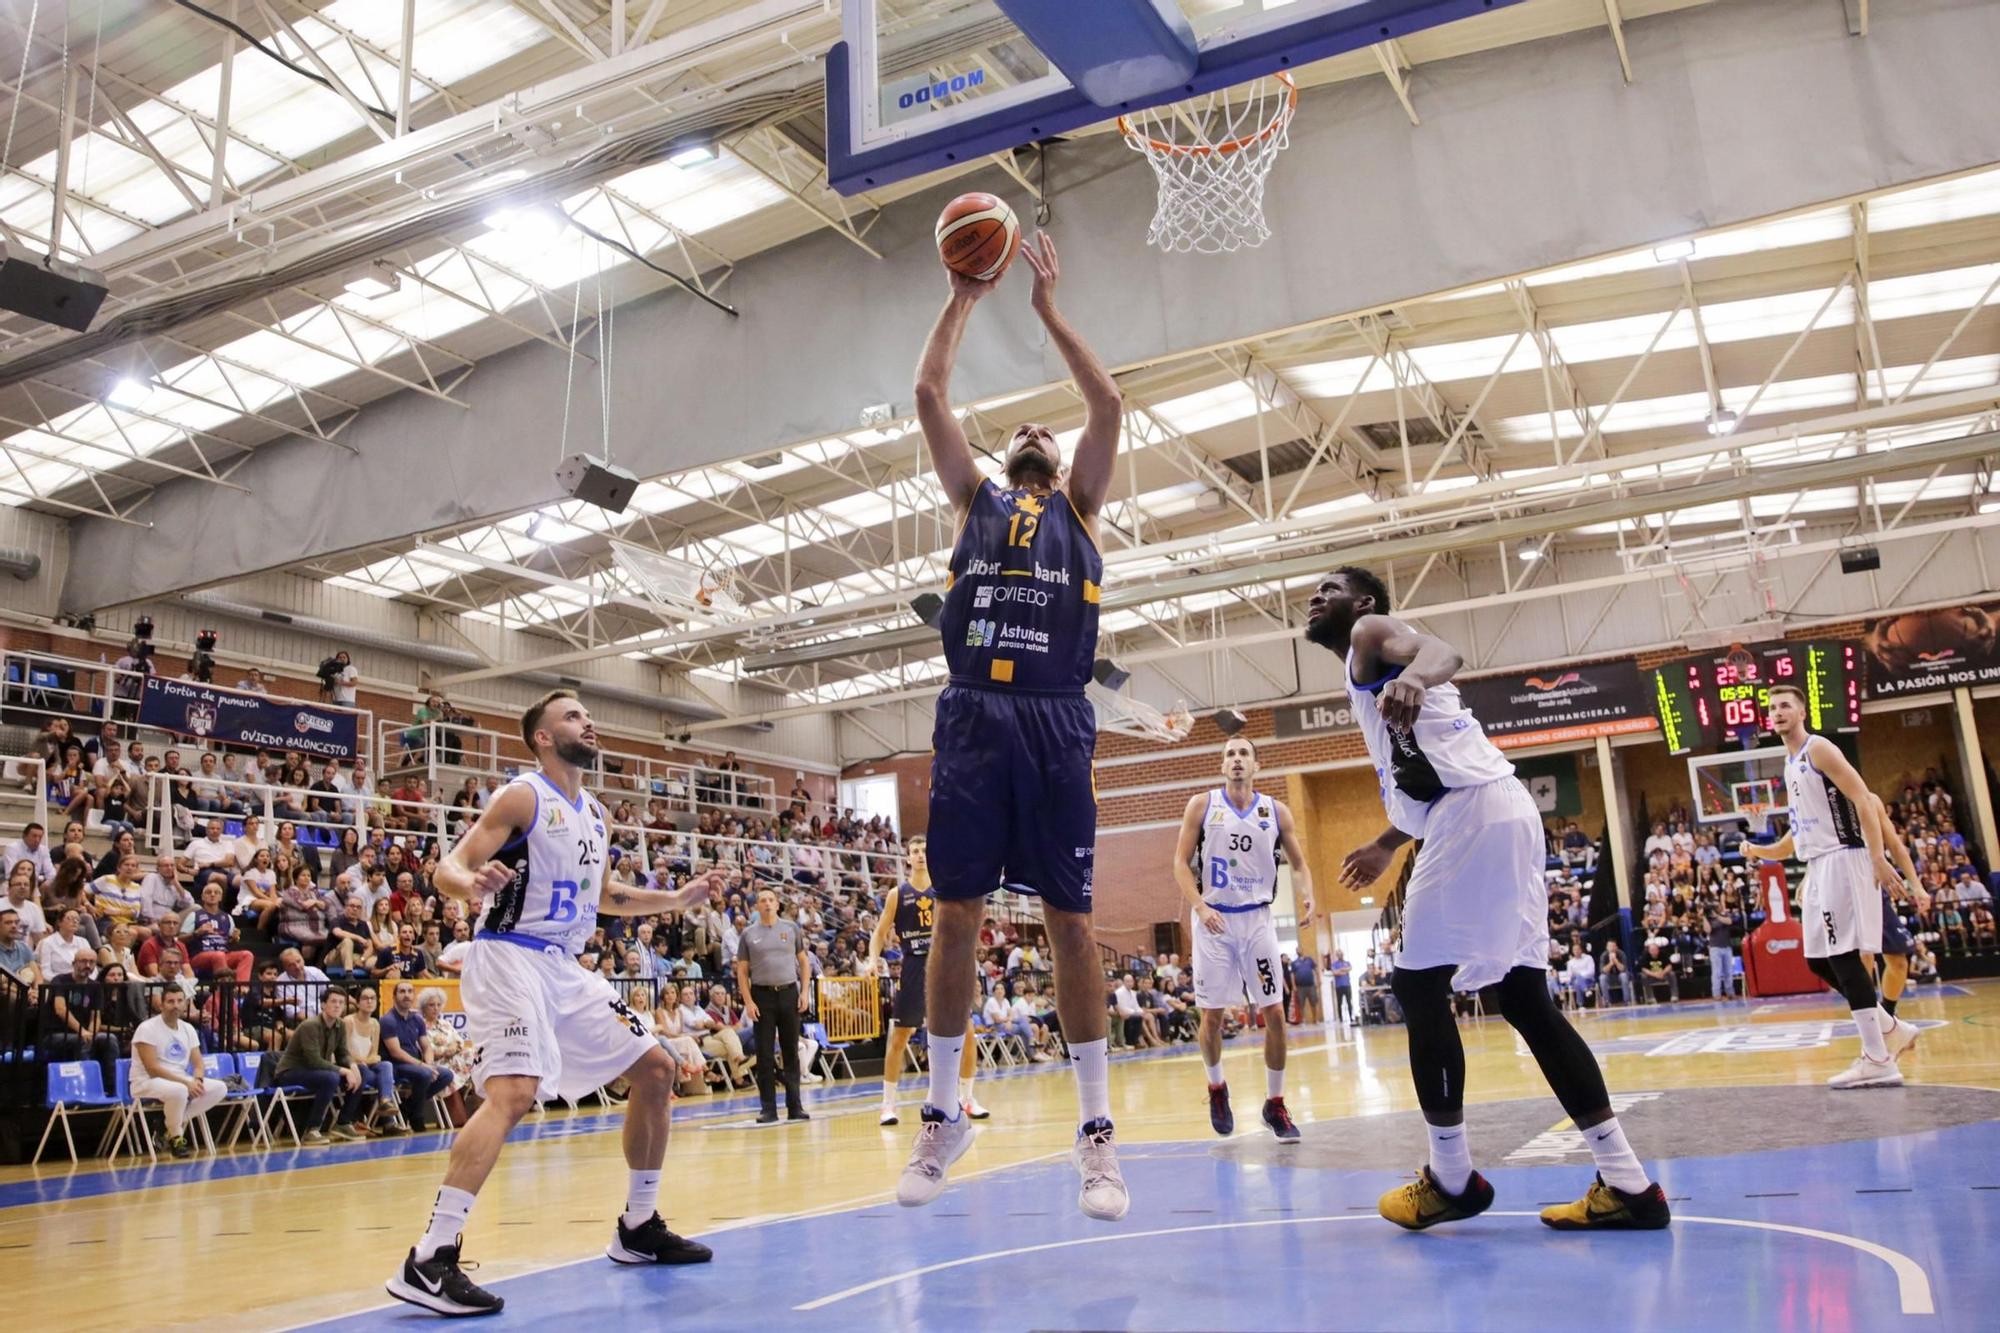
[609,539,749,623]
[1088,682,1195,743]
[1118,72,1296,254]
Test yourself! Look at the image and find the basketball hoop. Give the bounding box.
[1088,683,1195,744]
[1118,72,1296,254]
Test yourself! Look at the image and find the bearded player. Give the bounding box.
[387,691,726,1316]
[1308,567,1670,1233]
[894,231,1130,1221]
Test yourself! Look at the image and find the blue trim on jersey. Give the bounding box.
[1221,788,1259,819]
[530,770,586,814]
[477,930,572,956]
[1349,662,1401,694]
[1211,900,1270,914]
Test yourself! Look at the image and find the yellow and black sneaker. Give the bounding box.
[1378,1166,1495,1231]
[1539,1175,1672,1231]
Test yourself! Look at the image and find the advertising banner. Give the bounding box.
[139,676,360,759]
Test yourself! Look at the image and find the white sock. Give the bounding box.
[1581,1116,1650,1194]
[926,1034,964,1116]
[1070,1038,1111,1128]
[622,1169,661,1228]
[1878,1010,1900,1037]
[1204,1060,1224,1087]
[1266,1065,1285,1099]
[1427,1122,1473,1195]
[416,1185,475,1262]
[1853,1007,1890,1062]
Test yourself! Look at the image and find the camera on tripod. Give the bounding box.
[189,629,219,684]
[130,614,156,663]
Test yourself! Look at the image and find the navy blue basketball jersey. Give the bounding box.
[893,882,936,958]
[938,479,1102,692]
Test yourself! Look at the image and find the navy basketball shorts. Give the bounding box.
[927,684,1098,914]
[1879,890,1914,957]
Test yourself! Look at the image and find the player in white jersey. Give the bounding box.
[388,690,728,1317]
[1171,736,1312,1142]
[1741,684,1917,1089]
[1305,567,1670,1234]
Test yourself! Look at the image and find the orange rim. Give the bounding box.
[1117,71,1296,157]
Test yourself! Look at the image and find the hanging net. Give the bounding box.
[1118,72,1296,254]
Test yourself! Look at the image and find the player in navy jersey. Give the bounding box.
[1307,566,1670,1234]
[896,232,1131,1221]
[388,691,729,1318]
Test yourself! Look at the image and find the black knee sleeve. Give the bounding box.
[1805,954,1839,988]
[1492,966,1611,1124]
[1391,965,1464,1116]
[1822,951,1879,1012]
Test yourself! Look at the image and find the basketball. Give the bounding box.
[934,192,1020,282]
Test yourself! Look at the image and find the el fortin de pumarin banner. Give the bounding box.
[138,676,360,759]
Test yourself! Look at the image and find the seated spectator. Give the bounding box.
[381,981,454,1132]
[343,984,411,1135]
[1112,973,1159,1048]
[275,987,368,1143]
[1972,903,1997,950]
[1639,942,1677,1002]
[372,924,430,980]
[0,907,38,984]
[5,861,48,945]
[416,988,476,1123]
[135,914,193,978]
[138,853,195,930]
[36,908,95,980]
[325,897,376,979]
[186,817,236,889]
[1564,948,1597,1008]
[1910,938,1940,981]
[435,920,473,976]
[91,853,149,939]
[41,950,119,1088]
[275,865,331,962]
[130,985,226,1158]
[3,821,56,887]
[676,981,749,1087]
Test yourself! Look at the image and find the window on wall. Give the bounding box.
[839,773,899,833]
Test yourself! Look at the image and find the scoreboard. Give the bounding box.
[1651,639,1863,755]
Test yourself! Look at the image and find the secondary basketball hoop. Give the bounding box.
[1088,681,1195,743]
[1118,71,1296,254]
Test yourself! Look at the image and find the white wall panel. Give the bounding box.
[0,506,69,621]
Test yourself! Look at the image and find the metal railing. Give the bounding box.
[0,755,49,831]
[375,717,809,821]
[2,647,374,772]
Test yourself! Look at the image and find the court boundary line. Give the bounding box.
[792,1212,1938,1316]
[271,1145,1072,1333]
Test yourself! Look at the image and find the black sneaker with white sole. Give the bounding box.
[385,1244,503,1317]
[607,1213,714,1266]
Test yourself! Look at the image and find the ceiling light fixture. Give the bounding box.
[107,377,149,408]
[1516,539,1542,562]
[1652,239,1697,262]
[1707,409,1739,436]
[668,143,717,167]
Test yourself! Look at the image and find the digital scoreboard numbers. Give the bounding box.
[1650,639,1862,755]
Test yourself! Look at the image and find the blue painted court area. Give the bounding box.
[308,1122,1997,1332]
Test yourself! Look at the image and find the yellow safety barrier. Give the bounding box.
[817,975,881,1043]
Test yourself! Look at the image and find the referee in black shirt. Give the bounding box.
[735,888,812,1123]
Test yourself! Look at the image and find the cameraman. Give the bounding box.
[317,652,358,706]
[112,639,153,722]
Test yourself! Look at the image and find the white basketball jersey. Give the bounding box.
[1196,788,1281,910]
[1783,737,1866,862]
[477,771,610,956]
[1346,648,1515,838]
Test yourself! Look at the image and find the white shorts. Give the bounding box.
[1395,777,1548,992]
[1801,847,1882,958]
[461,937,657,1101]
[1191,906,1284,1011]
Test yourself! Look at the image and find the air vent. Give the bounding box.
[1220,437,1314,484]
[1356,418,1449,451]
